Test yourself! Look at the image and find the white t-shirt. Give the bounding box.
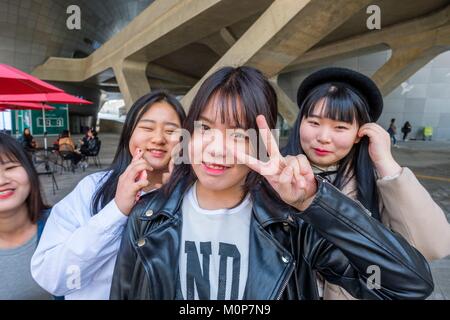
[179,183,252,300]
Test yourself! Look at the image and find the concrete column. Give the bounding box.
[113,59,151,110]
[284,5,450,74]
[33,0,272,82]
[372,29,450,95]
[372,46,445,96]
[269,77,298,127]
[219,27,237,48]
[181,0,371,110]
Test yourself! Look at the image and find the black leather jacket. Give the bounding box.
[110,176,434,300]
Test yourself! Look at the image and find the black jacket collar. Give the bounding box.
[139,177,297,228]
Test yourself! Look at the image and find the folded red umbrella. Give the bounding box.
[0,102,56,111]
[0,64,64,95]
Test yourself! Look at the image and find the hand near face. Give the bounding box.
[232,115,317,211]
[357,123,402,178]
[115,148,153,216]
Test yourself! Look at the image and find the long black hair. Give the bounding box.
[0,133,49,222]
[91,90,186,215]
[61,130,70,138]
[283,83,381,220]
[163,66,278,196]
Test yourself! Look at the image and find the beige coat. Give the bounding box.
[319,167,450,300]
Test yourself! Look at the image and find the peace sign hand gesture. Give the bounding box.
[231,115,317,211]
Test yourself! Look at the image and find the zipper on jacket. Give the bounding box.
[276,261,295,300]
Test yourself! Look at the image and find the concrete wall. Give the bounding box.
[279,50,450,141]
[98,118,123,134]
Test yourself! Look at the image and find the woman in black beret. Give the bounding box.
[283,67,450,300]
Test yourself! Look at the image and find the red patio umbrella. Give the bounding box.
[0,92,92,149]
[0,65,93,148]
[0,103,55,132]
[0,102,56,111]
[0,104,54,131]
[0,91,92,104]
[0,64,64,95]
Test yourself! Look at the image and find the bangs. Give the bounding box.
[0,144,20,165]
[187,66,277,134]
[205,89,252,130]
[305,97,357,124]
[302,83,370,125]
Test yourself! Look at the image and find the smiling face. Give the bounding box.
[128,101,182,171]
[188,97,252,192]
[0,155,31,214]
[300,99,361,167]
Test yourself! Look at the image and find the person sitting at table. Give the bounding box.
[79,128,100,169]
[79,128,99,156]
[17,128,37,152]
[57,130,82,169]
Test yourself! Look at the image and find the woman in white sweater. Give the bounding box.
[31,91,186,299]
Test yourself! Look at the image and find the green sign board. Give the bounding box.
[11,104,69,136]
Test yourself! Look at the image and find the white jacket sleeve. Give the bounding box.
[31,173,128,296]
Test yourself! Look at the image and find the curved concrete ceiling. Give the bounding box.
[0,0,154,73]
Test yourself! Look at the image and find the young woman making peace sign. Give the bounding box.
[111,66,433,300]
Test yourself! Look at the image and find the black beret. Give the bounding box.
[296,67,383,121]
